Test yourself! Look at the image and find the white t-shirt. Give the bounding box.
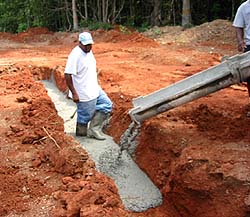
[233,0,250,45]
[65,46,100,102]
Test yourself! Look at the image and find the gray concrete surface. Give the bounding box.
[42,80,162,212]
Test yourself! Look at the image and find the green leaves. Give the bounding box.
[0,0,245,33]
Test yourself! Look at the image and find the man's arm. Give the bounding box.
[64,74,79,103]
[235,27,245,52]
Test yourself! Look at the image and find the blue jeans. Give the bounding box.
[76,89,112,124]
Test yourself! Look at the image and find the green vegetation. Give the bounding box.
[80,20,113,31]
[0,0,244,33]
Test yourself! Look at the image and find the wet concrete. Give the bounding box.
[42,80,162,212]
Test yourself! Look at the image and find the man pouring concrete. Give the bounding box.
[64,32,112,140]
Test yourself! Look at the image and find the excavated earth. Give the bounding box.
[0,20,250,217]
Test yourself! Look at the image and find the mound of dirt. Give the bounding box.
[93,28,158,48]
[0,27,54,43]
[144,19,236,45]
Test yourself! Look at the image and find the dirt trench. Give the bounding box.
[0,20,250,217]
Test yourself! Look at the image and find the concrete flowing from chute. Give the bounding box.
[42,79,162,212]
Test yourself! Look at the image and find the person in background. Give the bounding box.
[233,0,250,99]
[64,32,112,140]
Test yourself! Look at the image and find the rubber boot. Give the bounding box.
[87,111,107,140]
[76,122,87,136]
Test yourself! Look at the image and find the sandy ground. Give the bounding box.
[0,20,250,217]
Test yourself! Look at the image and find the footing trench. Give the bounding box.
[42,80,162,212]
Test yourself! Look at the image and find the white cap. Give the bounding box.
[78,32,94,45]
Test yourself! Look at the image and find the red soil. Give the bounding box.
[0,20,250,217]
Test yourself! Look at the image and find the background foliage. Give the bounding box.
[0,0,245,33]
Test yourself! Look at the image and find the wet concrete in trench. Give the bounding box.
[42,79,162,212]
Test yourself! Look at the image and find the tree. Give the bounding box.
[110,0,125,24]
[0,0,245,33]
[151,0,161,27]
[72,0,78,31]
[84,0,88,19]
[182,0,192,28]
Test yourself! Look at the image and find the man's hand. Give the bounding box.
[65,74,79,103]
[238,41,246,52]
[72,92,79,103]
[235,27,245,52]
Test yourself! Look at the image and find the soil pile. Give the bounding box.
[143,19,236,45]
